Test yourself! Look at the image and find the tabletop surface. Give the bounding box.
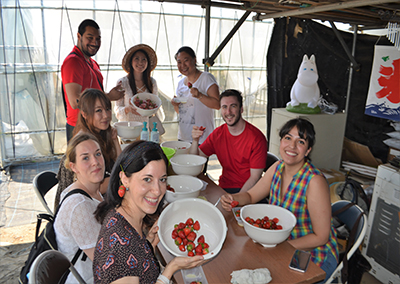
[157,173,326,284]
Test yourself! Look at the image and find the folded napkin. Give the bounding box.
[231,268,272,284]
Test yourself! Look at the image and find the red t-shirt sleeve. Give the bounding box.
[249,130,268,169]
[199,127,218,157]
[61,56,85,86]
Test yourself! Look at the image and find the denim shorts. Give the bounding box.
[317,250,338,283]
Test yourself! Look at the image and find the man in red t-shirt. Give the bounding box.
[61,19,124,142]
[190,89,268,194]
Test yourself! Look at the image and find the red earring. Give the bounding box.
[118,185,126,198]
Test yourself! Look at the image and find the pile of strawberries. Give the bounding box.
[133,97,158,109]
[245,216,283,230]
[171,218,209,256]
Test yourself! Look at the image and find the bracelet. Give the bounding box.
[157,274,170,284]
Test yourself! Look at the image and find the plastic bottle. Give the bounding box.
[140,121,149,141]
[150,122,159,143]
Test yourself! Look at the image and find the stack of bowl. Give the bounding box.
[170,154,207,176]
[165,175,203,203]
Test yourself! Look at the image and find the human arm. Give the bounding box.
[239,168,264,193]
[189,126,208,157]
[221,163,276,211]
[64,83,83,109]
[171,97,180,114]
[111,127,122,157]
[107,81,125,101]
[287,174,332,250]
[110,255,205,284]
[191,83,220,110]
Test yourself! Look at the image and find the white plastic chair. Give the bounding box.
[33,171,58,215]
[28,250,87,284]
[326,200,368,284]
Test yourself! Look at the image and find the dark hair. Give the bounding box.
[279,118,316,150]
[73,89,116,168]
[64,132,101,170]
[220,89,243,108]
[175,46,196,61]
[128,49,153,94]
[78,19,100,36]
[94,141,168,227]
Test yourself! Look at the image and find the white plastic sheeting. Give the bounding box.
[0,0,273,166]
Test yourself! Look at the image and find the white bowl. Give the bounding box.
[240,204,296,247]
[161,141,191,155]
[165,175,203,203]
[170,154,207,176]
[130,92,161,117]
[114,121,142,139]
[158,198,227,260]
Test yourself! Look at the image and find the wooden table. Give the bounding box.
[157,174,326,284]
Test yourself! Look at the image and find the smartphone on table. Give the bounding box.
[289,249,311,273]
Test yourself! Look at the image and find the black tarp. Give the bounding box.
[267,18,394,163]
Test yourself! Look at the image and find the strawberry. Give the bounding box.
[186,242,195,252]
[231,200,239,207]
[193,220,200,231]
[188,251,195,257]
[171,229,178,239]
[195,244,203,255]
[178,230,186,240]
[188,82,193,88]
[182,238,188,246]
[186,218,194,226]
[197,235,205,244]
[179,244,186,252]
[202,248,209,255]
[183,227,191,236]
[175,237,182,246]
[187,231,197,242]
[199,126,206,131]
[178,222,186,230]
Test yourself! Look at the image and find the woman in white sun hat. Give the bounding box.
[114,44,164,130]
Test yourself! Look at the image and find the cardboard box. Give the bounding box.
[321,168,346,185]
[388,146,400,161]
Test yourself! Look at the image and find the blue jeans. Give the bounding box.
[223,188,241,194]
[317,250,338,283]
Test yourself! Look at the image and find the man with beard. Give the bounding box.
[61,19,124,142]
[190,89,267,193]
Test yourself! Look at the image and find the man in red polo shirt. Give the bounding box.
[61,19,124,142]
[190,89,268,194]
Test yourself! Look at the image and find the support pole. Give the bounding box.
[204,4,211,72]
[204,10,251,67]
[345,25,358,114]
[329,21,360,71]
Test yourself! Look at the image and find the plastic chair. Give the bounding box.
[33,171,58,215]
[264,152,280,172]
[326,200,368,284]
[28,250,87,284]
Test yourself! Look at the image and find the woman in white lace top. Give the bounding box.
[54,133,105,283]
[114,44,161,123]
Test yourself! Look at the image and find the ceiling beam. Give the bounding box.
[254,0,400,21]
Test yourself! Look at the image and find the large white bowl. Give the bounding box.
[130,92,161,117]
[161,141,191,155]
[240,204,296,247]
[170,154,207,176]
[165,175,203,203]
[114,121,142,139]
[158,198,227,260]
